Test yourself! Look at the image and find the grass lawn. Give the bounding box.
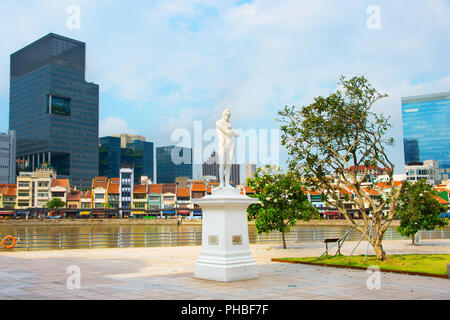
[279,254,450,276]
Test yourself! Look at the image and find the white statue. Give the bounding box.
[216,109,239,189]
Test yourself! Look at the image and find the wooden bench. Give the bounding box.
[324,238,342,255]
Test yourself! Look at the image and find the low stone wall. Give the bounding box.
[0,218,400,227]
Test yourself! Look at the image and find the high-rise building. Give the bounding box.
[0,130,16,184]
[202,151,240,185]
[402,92,450,171]
[112,133,146,149]
[9,33,99,188]
[99,136,121,179]
[156,146,192,183]
[99,135,154,184]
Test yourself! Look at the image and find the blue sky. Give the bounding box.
[1,0,449,177]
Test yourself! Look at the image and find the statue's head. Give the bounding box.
[222,109,231,121]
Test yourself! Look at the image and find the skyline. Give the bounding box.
[1,0,450,175]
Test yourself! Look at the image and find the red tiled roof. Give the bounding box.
[67,191,82,201]
[362,188,381,196]
[148,184,162,194]
[376,181,403,189]
[177,187,190,198]
[108,183,120,194]
[92,177,108,189]
[4,184,17,197]
[134,184,147,194]
[0,184,6,194]
[110,178,120,183]
[162,185,176,194]
[345,165,383,172]
[192,183,206,192]
[51,178,69,189]
[435,196,449,205]
[82,190,92,199]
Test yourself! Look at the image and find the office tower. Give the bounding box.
[156,146,192,183]
[402,92,450,171]
[0,130,16,184]
[244,162,257,181]
[99,136,121,178]
[202,151,240,185]
[112,133,146,149]
[121,139,154,184]
[99,135,154,183]
[9,33,99,188]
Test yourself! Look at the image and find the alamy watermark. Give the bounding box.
[366,5,381,30]
[170,121,280,166]
[366,265,381,290]
[67,5,81,30]
[66,265,81,290]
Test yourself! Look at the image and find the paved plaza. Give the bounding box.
[0,239,449,300]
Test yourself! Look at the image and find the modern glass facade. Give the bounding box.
[99,136,121,179]
[402,92,450,170]
[9,33,99,188]
[99,136,154,184]
[156,146,192,184]
[122,140,154,184]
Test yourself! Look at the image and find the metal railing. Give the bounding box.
[1,229,449,251]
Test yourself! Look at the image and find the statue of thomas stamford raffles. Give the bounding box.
[216,109,239,189]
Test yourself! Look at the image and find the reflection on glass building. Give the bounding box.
[99,136,154,184]
[402,92,450,178]
[156,146,192,183]
[9,33,99,188]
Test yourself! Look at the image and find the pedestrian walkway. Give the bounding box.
[0,240,448,300]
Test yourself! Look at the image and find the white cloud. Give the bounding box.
[0,0,449,173]
[99,116,137,137]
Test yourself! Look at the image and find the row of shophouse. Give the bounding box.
[1,166,449,218]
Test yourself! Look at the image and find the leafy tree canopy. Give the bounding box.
[278,75,404,260]
[247,165,318,248]
[45,198,66,209]
[396,180,448,245]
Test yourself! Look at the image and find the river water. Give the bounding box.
[0,224,448,251]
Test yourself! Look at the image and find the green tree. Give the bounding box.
[278,75,405,260]
[247,165,318,249]
[45,198,66,209]
[396,180,448,245]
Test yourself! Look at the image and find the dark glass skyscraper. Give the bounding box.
[402,92,450,170]
[156,146,192,183]
[202,151,240,185]
[9,33,99,188]
[99,136,121,179]
[99,136,154,184]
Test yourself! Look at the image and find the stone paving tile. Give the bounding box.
[0,242,449,300]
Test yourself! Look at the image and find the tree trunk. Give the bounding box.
[281,232,287,249]
[373,239,386,260]
[412,234,415,246]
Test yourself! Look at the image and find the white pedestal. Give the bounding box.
[192,186,259,282]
